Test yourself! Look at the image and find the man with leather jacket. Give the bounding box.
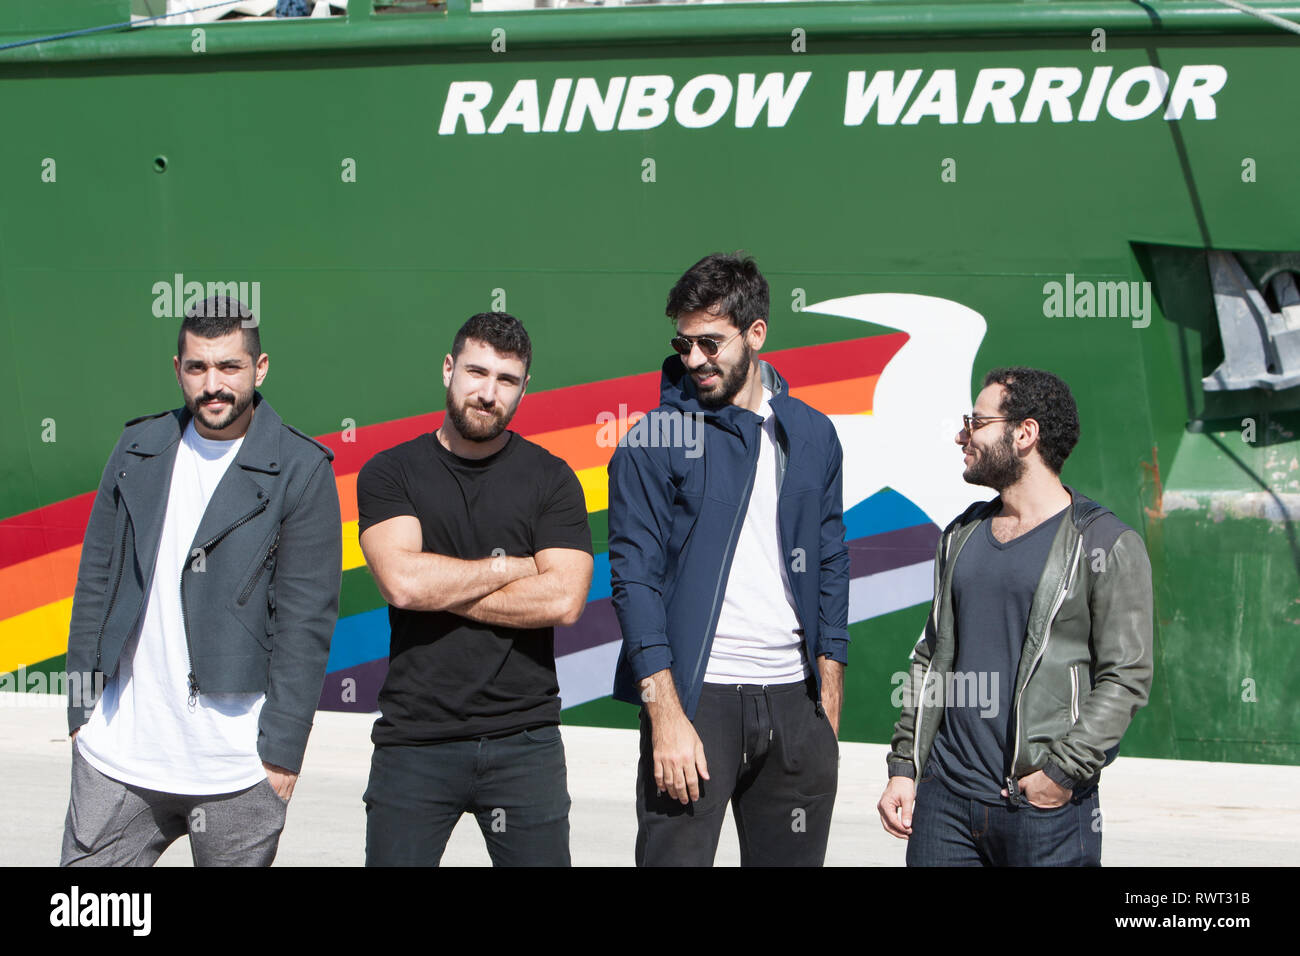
[61,295,341,866]
[878,366,1153,866]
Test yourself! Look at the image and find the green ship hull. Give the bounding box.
[2,0,1297,766]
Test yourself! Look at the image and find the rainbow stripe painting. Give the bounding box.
[1,331,945,715]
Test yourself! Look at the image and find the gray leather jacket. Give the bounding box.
[887,487,1154,802]
[65,392,341,774]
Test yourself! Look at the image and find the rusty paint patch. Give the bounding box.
[1142,444,1165,520]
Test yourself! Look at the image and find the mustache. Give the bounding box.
[197,392,237,404]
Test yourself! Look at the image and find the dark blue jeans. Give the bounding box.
[906,771,1102,867]
[364,725,571,867]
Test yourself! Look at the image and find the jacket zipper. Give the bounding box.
[1070,664,1080,724]
[913,529,949,777]
[915,528,967,780]
[688,422,761,698]
[237,530,280,606]
[912,658,935,779]
[93,516,130,672]
[1009,535,1083,782]
[180,500,268,704]
[768,409,817,711]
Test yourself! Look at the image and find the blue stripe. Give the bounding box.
[843,488,931,540]
[587,552,611,602]
[325,608,389,673]
[329,489,931,673]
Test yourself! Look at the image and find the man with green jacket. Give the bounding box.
[878,366,1153,866]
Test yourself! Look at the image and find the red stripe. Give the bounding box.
[324,334,906,471]
[0,493,96,570]
[0,333,907,569]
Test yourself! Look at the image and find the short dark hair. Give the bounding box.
[451,312,532,375]
[665,252,769,331]
[178,295,261,359]
[982,366,1080,474]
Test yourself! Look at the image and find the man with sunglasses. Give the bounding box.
[608,252,850,866]
[878,366,1154,866]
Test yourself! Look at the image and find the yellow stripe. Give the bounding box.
[0,463,624,673]
[343,520,364,573]
[340,466,610,577]
[0,598,72,675]
[576,465,609,513]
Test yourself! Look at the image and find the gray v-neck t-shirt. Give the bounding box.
[927,507,1067,804]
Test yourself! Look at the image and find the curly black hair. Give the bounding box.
[982,366,1080,474]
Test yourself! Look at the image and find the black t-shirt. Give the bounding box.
[928,507,1066,804]
[356,431,592,745]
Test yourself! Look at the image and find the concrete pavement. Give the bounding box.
[3,693,1296,866]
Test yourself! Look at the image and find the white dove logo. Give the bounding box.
[803,293,994,625]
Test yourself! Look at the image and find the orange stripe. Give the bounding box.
[337,472,358,524]
[790,375,878,416]
[0,474,363,624]
[529,415,644,472]
[0,545,82,620]
[0,379,877,637]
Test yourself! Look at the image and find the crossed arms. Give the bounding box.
[359,514,593,629]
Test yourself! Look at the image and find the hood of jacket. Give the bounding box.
[657,353,790,440]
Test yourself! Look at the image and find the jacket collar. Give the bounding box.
[127,391,283,474]
[657,354,790,440]
[964,485,1105,531]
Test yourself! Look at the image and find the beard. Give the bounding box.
[963,424,1025,491]
[186,387,252,433]
[445,386,511,442]
[694,342,752,410]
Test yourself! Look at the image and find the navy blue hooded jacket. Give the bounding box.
[608,355,851,719]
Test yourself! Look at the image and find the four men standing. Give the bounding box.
[58,268,1153,867]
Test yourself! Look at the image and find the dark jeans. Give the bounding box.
[364,725,571,867]
[636,679,839,867]
[906,771,1102,866]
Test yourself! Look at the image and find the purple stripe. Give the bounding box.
[318,657,388,714]
[321,525,939,710]
[849,524,939,578]
[559,526,938,658]
[556,597,620,657]
[316,607,621,715]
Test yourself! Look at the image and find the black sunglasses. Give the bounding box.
[669,327,746,358]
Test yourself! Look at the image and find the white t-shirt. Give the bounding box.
[704,388,809,685]
[78,420,268,795]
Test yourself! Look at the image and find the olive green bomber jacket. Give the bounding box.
[886,487,1154,801]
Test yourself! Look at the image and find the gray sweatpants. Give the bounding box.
[60,743,287,867]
